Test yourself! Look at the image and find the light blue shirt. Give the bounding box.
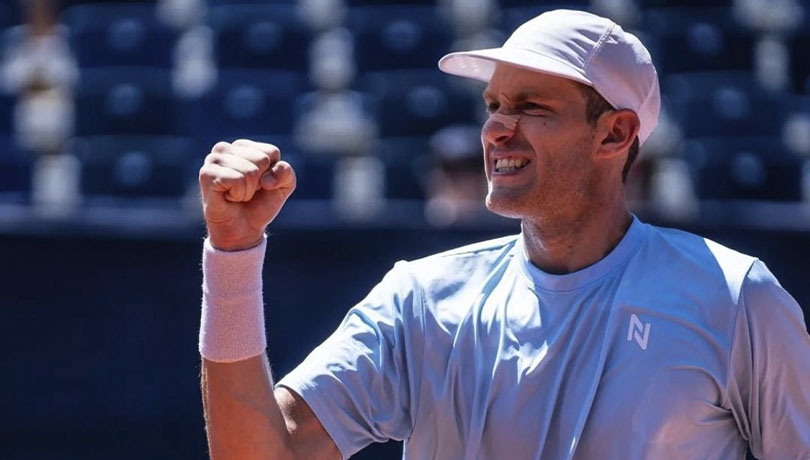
[277,217,810,459]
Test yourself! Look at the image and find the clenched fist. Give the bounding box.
[199,139,296,251]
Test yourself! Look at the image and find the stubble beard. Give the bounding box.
[485,182,538,219]
[484,150,599,229]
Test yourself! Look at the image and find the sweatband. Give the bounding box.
[199,235,267,363]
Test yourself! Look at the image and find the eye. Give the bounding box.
[521,102,550,116]
[485,101,500,113]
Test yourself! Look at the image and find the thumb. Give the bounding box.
[261,161,296,191]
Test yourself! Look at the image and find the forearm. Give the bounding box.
[199,236,293,459]
[202,354,294,460]
[197,141,336,459]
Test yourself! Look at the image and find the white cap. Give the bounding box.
[438,9,661,145]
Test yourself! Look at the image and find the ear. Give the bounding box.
[595,109,640,159]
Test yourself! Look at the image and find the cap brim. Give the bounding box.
[438,48,593,87]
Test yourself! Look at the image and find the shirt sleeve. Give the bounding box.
[726,259,810,459]
[276,261,425,459]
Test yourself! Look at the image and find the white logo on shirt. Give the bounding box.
[627,313,651,350]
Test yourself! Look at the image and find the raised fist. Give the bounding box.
[198,139,296,251]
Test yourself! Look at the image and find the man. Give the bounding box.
[197,9,810,460]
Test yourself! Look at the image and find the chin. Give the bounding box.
[485,189,532,219]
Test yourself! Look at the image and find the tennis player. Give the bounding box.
[197,9,810,460]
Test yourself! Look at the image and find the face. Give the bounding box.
[481,64,602,221]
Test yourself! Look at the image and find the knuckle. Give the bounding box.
[205,152,224,165]
[255,153,272,168]
[232,138,252,147]
[199,165,220,186]
[244,164,260,179]
[211,141,231,153]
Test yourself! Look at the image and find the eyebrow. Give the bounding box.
[482,90,559,103]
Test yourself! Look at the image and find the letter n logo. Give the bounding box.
[627,313,651,351]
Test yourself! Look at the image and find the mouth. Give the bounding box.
[493,156,530,174]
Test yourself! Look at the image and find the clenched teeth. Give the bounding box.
[494,157,529,173]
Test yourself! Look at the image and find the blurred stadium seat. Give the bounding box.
[358,70,481,137]
[344,0,436,5]
[373,136,429,200]
[62,3,179,68]
[664,71,791,138]
[0,134,32,198]
[681,136,803,201]
[74,67,181,136]
[498,0,589,31]
[0,93,15,134]
[207,0,297,4]
[73,135,194,198]
[349,6,453,72]
[643,8,755,75]
[182,69,308,154]
[0,2,17,30]
[636,0,732,7]
[209,4,311,70]
[499,0,589,7]
[500,4,592,32]
[57,0,156,10]
[788,30,810,94]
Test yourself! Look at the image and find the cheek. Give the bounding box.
[524,121,593,176]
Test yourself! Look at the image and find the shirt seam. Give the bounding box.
[722,258,758,410]
[404,261,427,444]
[431,237,519,260]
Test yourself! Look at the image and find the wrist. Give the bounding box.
[199,235,268,362]
[207,232,266,252]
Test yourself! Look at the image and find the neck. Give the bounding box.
[521,202,632,275]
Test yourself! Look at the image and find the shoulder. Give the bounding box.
[647,224,754,267]
[740,260,805,326]
[400,234,518,274]
[363,235,519,311]
[412,234,519,262]
[389,234,520,298]
[642,224,757,304]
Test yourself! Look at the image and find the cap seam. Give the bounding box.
[583,23,615,74]
[636,69,658,143]
[583,23,624,109]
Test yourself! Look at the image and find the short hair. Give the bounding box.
[576,84,640,183]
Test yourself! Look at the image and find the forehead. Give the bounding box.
[483,63,584,102]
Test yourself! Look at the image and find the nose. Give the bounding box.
[482,112,520,146]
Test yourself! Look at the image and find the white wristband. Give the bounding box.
[199,236,267,363]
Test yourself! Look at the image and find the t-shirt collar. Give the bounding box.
[516,215,648,292]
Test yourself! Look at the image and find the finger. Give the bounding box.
[232,139,280,158]
[200,163,247,203]
[260,161,296,192]
[211,141,231,154]
[228,144,280,175]
[205,153,265,201]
